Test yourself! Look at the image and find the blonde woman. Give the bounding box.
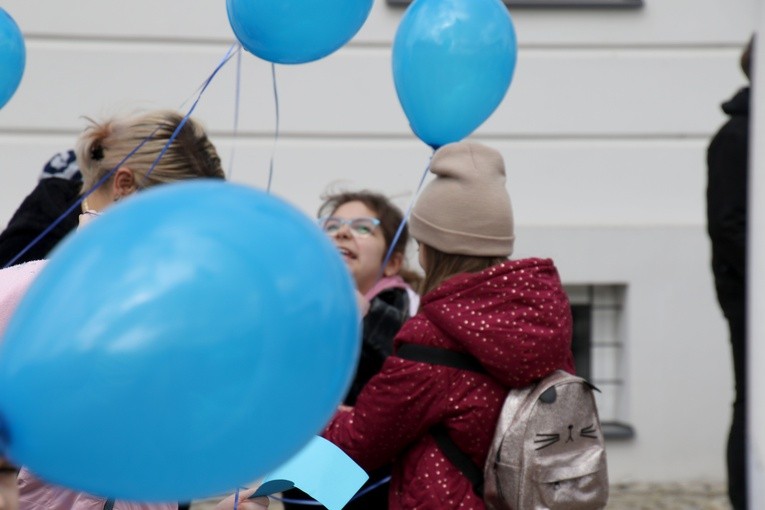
[7,110,226,510]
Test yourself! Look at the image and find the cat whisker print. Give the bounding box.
[483,372,609,508]
[534,433,560,450]
[581,424,599,439]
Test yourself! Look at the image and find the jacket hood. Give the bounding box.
[722,87,750,117]
[419,258,573,387]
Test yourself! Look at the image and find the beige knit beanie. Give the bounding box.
[409,141,514,257]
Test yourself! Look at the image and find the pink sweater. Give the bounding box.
[0,262,176,510]
[0,259,46,339]
[18,469,177,510]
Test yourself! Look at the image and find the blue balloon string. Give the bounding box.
[269,475,392,506]
[233,487,241,510]
[375,153,434,283]
[227,45,243,179]
[141,42,239,187]
[2,43,240,269]
[176,43,240,117]
[266,62,280,193]
[2,132,160,269]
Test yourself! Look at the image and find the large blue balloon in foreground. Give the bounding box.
[226,0,373,64]
[0,9,25,109]
[392,0,517,148]
[0,181,360,501]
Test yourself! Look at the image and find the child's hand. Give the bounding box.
[214,488,269,510]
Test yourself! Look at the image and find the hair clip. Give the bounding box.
[91,145,104,161]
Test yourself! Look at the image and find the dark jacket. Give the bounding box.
[0,151,82,267]
[345,286,411,406]
[282,283,412,510]
[707,87,749,317]
[323,258,575,510]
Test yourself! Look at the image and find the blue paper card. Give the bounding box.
[252,436,368,510]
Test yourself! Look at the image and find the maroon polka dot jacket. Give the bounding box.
[323,258,575,509]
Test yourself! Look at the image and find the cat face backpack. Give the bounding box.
[396,344,609,510]
[482,370,608,510]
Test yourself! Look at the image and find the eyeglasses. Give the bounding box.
[319,216,381,237]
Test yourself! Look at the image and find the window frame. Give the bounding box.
[566,284,635,441]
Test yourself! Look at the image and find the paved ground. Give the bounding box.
[191,481,732,509]
[606,482,731,509]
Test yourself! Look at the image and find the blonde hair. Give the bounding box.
[75,110,224,192]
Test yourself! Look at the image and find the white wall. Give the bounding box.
[0,0,758,484]
[518,226,730,482]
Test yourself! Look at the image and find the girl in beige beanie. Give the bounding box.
[323,141,575,510]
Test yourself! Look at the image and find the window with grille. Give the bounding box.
[566,284,634,440]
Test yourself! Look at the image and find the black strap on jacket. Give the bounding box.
[103,499,115,510]
[396,343,489,497]
[396,343,488,374]
[430,423,485,497]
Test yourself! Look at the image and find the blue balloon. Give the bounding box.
[226,0,373,64]
[0,9,25,109]
[392,0,517,148]
[0,182,360,501]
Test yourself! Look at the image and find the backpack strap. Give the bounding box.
[396,343,489,497]
[103,499,115,510]
[431,423,485,497]
[396,343,489,375]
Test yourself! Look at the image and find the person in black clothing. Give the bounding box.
[282,190,420,510]
[706,36,753,510]
[0,150,82,267]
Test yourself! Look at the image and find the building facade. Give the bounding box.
[0,0,757,486]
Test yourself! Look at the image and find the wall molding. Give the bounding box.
[386,0,643,8]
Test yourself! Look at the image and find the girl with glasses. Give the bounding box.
[321,142,575,510]
[281,190,420,510]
